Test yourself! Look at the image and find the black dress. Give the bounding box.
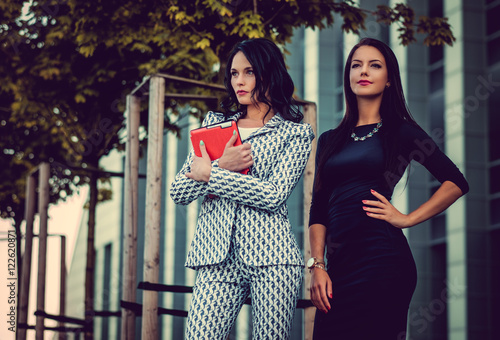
[309,122,469,340]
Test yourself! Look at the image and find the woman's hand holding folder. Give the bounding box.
[185,140,212,182]
[186,132,253,182]
[218,132,253,172]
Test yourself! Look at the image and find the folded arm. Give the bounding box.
[207,126,313,211]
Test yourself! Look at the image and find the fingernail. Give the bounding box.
[233,130,236,135]
[370,189,375,193]
[200,140,204,146]
[329,293,333,298]
[362,200,367,203]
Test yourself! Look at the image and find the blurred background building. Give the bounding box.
[63,0,499,339]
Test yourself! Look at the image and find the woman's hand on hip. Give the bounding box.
[218,132,253,172]
[185,141,212,182]
[310,267,332,314]
[362,189,412,229]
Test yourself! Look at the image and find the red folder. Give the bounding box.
[190,120,249,175]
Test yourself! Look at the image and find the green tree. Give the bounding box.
[1,1,455,338]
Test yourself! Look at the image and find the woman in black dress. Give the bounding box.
[308,38,469,339]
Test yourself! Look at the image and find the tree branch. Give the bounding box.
[263,4,286,27]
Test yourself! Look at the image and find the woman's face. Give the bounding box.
[349,45,390,99]
[230,51,257,106]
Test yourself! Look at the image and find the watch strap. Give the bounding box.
[310,263,327,272]
[307,257,325,269]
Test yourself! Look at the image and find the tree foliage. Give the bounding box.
[1,0,457,180]
[1,0,457,175]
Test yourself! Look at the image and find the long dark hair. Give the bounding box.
[315,38,419,190]
[220,38,303,123]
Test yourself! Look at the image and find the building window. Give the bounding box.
[488,67,500,162]
[487,3,500,339]
[430,243,448,340]
[429,67,444,94]
[490,165,500,194]
[486,2,500,65]
[490,229,500,336]
[428,0,446,247]
[491,198,500,226]
[429,45,444,65]
[101,244,112,340]
[487,3,500,35]
[429,92,445,150]
[487,35,500,65]
[428,2,447,338]
[431,214,446,240]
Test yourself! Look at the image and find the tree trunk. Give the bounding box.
[14,217,22,291]
[14,218,22,332]
[84,171,98,340]
[18,172,36,340]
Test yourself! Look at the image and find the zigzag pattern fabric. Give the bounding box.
[170,111,314,268]
[185,238,303,339]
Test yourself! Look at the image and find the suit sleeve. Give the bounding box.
[205,124,314,212]
[169,112,216,205]
[401,123,469,195]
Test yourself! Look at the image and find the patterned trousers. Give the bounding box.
[185,245,303,340]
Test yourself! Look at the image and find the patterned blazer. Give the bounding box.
[170,111,314,269]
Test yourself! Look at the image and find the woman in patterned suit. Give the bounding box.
[170,38,314,339]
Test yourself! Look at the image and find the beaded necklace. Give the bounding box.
[351,120,383,142]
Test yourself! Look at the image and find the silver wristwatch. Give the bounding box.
[307,257,325,270]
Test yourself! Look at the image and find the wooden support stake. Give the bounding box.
[302,103,317,340]
[141,76,165,339]
[35,162,50,340]
[18,172,37,340]
[58,235,66,340]
[121,94,141,340]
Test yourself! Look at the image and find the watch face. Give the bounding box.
[307,257,315,268]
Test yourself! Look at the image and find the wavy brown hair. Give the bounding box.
[221,38,303,123]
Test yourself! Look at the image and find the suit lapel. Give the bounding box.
[244,113,284,140]
[221,112,284,141]
[228,112,244,122]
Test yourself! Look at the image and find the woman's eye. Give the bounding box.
[231,71,238,77]
[371,64,382,69]
[351,64,360,68]
[247,70,254,75]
